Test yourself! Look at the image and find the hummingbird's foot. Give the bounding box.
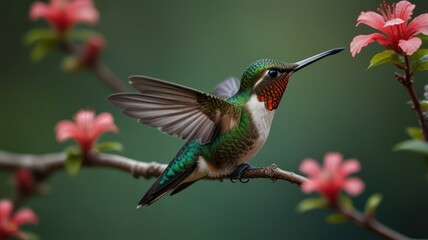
[230,163,253,183]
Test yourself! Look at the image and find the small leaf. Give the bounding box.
[65,149,82,176]
[67,29,98,41]
[368,50,402,69]
[30,41,54,62]
[411,49,428,72]
[61,56,82,72]
[413,49,428,59]
[406,127,423,140]
[21,231,40,240]
[296,197,327,213]
[24,28,55,45]
[66,146,79,154]
[326,214,348,224]
[340,195,354,209]
[95,141,123,153]
[394,139,428,156]
[365,193,383,214]
[414,62,428,72]
[420,54,428,62]
[419,35,428,42]
[421,101,428,111]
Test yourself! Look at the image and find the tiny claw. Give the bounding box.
[239,177,250,183]
[237,163,253,183]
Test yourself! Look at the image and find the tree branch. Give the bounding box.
[336,205,410,240]
[90,61,129,93]
[0,150,305,184]
[0,149,411,239]
[403,55,428,141]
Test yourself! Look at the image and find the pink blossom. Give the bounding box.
[299,152,365,203]
[55,110,118,154]
[13,168,36,197]
[350,0,428,56]
[0,200,38,240]
[79,35,105,66]
[30,0,99,33]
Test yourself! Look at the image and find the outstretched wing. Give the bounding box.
[212,77,240,99]
[108,76,241,144]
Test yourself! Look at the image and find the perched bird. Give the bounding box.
[108,48,344,207]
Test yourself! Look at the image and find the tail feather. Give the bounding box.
[137,141,204,208]
[170,181,197,196]
[137,164,196,207]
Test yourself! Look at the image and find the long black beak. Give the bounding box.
[294,48,344,72]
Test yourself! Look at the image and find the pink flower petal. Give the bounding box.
[344,177,365,196]
[94,113,117,131]
[323,152,342,172]
[352,0,427,58]
[66,0,99,24]
[350,33,390,57]
[11,208,38,226]
[92,114,116,140]
[0,200,13,223]
[75,110,95,125]
[51,0,66,8]
[30,0,99,32]
[384,18,404,27]
[71,6,99,24]
[299,152,364,203]
[394,0,415,23]
[55,110,118,153]
[399,37,422,56]
[55,120,78,142]
[356,11,385,31]
[299,159,321,177]
[301,180,318,193]
[340,159,361,176]
[407,13,428,36]
[29,2,51,20]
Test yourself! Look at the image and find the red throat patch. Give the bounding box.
[257,76,289,111]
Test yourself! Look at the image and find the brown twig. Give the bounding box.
[402,55,428,141]
[0,150,304,184]
[336,205,410,240]
[90,61,128,93]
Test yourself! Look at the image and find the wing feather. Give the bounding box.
[108,76,240,144]
[212,77,240,99]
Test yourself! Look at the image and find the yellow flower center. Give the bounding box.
[2,221,18,234]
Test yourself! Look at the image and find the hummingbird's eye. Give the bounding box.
[268,69,279,78]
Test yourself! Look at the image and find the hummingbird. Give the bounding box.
[108,48,344,207]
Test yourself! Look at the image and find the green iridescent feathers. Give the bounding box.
[239,59,296,91]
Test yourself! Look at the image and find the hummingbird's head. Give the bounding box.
[239,59,296,111]
[238,48,344,111]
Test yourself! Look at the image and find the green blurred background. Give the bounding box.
[1,0,428,239]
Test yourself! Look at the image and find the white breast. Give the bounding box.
[239,94,275,163]
[197,95,276,177]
